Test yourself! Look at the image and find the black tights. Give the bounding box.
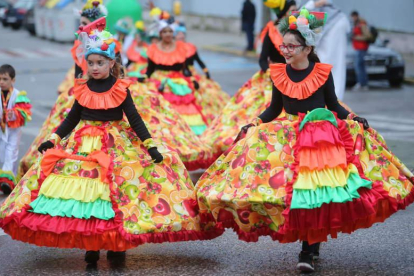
[302,241,320,254]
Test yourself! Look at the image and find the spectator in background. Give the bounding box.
[300,0,350,100]
[241,0,256,52]
[351,10,370,91]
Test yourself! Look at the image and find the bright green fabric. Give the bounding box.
[290,172,372,209]
[127,71,146,78]
[15,94,31,103]
[299,108,337,131]
[166,79,192,96]
[190,125,207,135]
[30,195,115,220]
[0,171,15,182]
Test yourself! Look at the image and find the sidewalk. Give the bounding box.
[188,28,414,83]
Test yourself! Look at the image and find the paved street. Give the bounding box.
[0,25,414,275]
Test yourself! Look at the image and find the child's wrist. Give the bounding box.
[143,138,157,150]
[49,133,61,145]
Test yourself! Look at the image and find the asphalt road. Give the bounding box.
[0,25,414,276]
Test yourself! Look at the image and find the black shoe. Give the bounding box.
[107,251,126,260]
[297,251,315,273]
[313,243,320,261]
[85,251,100,264]
[1,183,12,195]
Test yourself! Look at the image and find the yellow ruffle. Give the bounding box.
[294,164,359,190]
[180,114,206,126]
[39,174,111,202]
[80,136,103,153]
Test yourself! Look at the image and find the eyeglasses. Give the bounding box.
[279,44,304,52]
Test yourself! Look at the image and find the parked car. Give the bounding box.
[23,5,35,35]
[4,0,34,30]
[346,39,405,87]
[0,0,12,27]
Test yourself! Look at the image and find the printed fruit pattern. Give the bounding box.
[196,117,414,234]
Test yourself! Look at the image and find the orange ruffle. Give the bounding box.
[268,23,283,54]
[41,148,111,183]
[147,41,187,66]
[299,143,347,171]
[269,63,332,100]
[260,21,274,43]
[126,41,148,63]
[185,42,197,58]
[74,79,130,110]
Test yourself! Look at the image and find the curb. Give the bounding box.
[403,77,414,85]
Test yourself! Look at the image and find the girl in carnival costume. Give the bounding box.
[196,8,414,273]
[175,24,230,125]
[0,64,31,194]
[145,14,208,136]
[0,27,223,264]
[17,0,109,179]
[200,0,296,160]
[126,21,149,80]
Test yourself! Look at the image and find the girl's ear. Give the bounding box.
[305,46,312,55]
[110,59,116,68]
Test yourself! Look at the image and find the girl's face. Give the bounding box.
[175,32,185,42]
[160,27,174,43]
[87,54,115,79]
[80,16,91,27]
[280,33,311,65]
[150,37,159,44]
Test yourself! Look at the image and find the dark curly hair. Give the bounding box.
[81,8,101,22]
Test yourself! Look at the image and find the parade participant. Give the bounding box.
[126,21,149,80]
[146,16,208,136]
[114,17,135,66]
[0,28,223,264]
[196,9,414,273]
[17,1,109,179]
[0,64,31,195]
[300,0,350,100]
[175,24,230,125]
[200,0,296,159]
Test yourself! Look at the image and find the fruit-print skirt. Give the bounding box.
[196,108,414,245]
[1,120,223,251]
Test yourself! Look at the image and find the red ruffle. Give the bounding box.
[183,151,222,171]
[0,177,15,190]
[163,93,196,105]
[297,121,344,148]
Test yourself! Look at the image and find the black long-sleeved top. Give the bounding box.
[187,52,207,69]
[146,58,192,78]
[259,62,350,123]
[259,32,286,72]
[55,76,151,142]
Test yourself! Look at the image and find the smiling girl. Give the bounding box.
[196,9,414,273]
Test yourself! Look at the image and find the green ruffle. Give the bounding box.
[299,108,337,131]
[0,171,15,182]
[166,79,192,96]
[290,173,372,209]
[30,195,115,220]
[190,125,207,135]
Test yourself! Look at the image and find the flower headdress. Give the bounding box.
[76,17,116,61]
[278,8,327,46]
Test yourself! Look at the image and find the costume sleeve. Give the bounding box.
[183,59,192,77]
[55,100,83,139]
[193,51,207,69]
[7,91,32,128]
[259,32,271,72]
[122,89,152,142]
[146,58,155,78]
[324,73,350,119]
[258,85,283,123]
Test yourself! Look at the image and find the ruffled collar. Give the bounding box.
[74,78,130,110]
[269,63,332,100]
[147,40,187,66]
[184,42,197,58]
[268,23,283,54]
[260,21,274,43]
[126,41,148,62]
